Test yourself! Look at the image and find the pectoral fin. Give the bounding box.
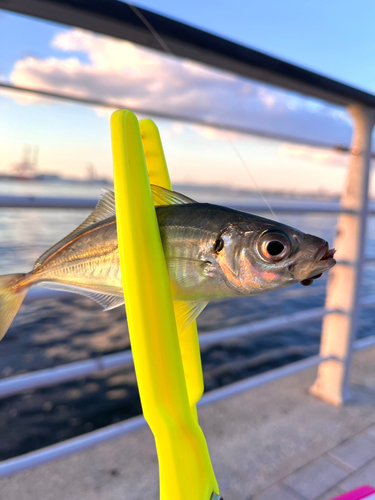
[167,257,213,288]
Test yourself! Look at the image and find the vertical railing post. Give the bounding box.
[310,105,375,406]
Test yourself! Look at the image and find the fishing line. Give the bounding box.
[127,3,174,56]
[222,130,279,221]
[126,3,279,221]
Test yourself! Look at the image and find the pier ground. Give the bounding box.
[1,345,375,500]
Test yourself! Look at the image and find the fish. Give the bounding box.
[0,185,336,340]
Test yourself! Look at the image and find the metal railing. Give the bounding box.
[1,147,375,475]
[1,0,375,479]
[1,334,375,478]
[0,193,375,476]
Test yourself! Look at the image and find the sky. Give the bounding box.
[135,0,375,94]
[0,1,375,195]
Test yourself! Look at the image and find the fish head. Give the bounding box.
[213,217,336,295]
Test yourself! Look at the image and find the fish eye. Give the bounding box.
[257,231,291,262]
[213,237,224,253]
[267,240,285,256]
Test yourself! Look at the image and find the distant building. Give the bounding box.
[11,145,39,180]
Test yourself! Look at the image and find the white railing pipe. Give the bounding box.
[0,351,133,399]
[0,82,368,154]
[2,194,374,214]
[310,105,375,406]
[0,196,97,209]
[0,414,146,478]
[199,306,330,347]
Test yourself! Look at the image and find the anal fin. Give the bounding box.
[38,282,124,311]
[173,300,209,332]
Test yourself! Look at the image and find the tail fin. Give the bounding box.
[0,274,29,341]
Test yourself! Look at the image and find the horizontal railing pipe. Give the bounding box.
[4,195,375,214]
[232,202,359,215]
[0,351,133,399]
[199,306,332,347]
[0,82,357,151]
[353,335,375,350]
[0,414,146,478]
[199,354,327,407]
[0,196,98,209]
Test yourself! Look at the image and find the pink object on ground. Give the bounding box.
[331,486,375,500]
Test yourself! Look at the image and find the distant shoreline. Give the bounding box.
[0,177,342,201]
[174,182,341,202]
[0,174,111,186]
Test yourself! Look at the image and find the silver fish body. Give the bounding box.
[0,186,336,339]
[30,216,121,296]
[157,202,335,301]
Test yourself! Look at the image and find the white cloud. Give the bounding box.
[190,124,241,141]
[161,121,185,139]
[8,28,353,146]
[10,29,241,112]
[279,143,348,166]
[258,88,277,108]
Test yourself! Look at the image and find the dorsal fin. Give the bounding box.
[34,185,195,269]
[151,185,196,206]
[76,189,116,230]
[34,190,116,268]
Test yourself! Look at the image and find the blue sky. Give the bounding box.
[0,12,89,77]
[0,2,374,194]
[134,0,375,93]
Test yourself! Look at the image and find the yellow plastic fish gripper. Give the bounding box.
[110,110,220,500]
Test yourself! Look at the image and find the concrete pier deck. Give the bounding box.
[1,345,375,500]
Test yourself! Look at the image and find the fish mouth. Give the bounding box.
[300,243,336,286]
[315,243,336,263]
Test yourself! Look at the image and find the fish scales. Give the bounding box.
[24,218,121,294]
